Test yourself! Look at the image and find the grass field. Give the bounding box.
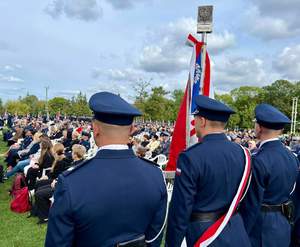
[0,134,46,247]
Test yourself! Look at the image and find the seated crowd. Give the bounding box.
[0,115,299,225]
[0,117,90,224]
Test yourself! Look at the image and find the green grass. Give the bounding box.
[0,134,46,247]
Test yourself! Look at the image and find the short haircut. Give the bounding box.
[207,120,226,129]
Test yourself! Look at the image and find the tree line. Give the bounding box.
[0,79,299,130]
[216,80,300,129]
[0,92,91,117]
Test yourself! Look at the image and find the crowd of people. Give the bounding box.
[0,107,300,245]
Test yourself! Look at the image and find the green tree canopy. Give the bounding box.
[48,97,71,115]
[20,94,43,115]
[5,101,30,115]
[70,92,92,116]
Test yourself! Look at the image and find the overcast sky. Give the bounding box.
[0,0,300,102]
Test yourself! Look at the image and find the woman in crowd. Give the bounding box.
[31,144,86,224]
[34,143,71,189]
[7,125,24,146]
[60,129,72,148]
[146,134,160,157]
[65,130,80,154]
[26,137,54,190]
[141,134,150,147]
[5,132,43,179]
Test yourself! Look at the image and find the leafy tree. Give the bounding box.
[143,87,170,121]
[5,101,30,115]
[230,86,263,129]
[48,97,71,115]
[70,92,92,116]
[169,89,184,121]
[216,94,240,128]
[261,80,295,117]
[20,94,41,115]
[0,98,4,114]
[133,79,151,114]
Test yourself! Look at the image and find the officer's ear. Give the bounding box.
[194,115,206,128]
[92,120,101,138]
[199,116,207,128]
[255,122,262,137]
[129,124,135,136]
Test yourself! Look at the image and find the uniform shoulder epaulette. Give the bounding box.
[185,142,202,152]
[62,158,93,177]
[139,157,160,168]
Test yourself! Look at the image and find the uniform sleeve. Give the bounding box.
[45,175,75,247]
[239,157,268,234]
[291,158,300,244]
[145,172,168,247]
[165,153,198,247]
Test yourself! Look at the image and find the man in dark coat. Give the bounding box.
[240,103,299,247]
[166,95,251,247]
[46,92,167,247]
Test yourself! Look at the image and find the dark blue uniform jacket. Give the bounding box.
[166,133,251,247]
[240,140,299,247]
[45,149,167,247]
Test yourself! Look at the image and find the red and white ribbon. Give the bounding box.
[194,146,251,247]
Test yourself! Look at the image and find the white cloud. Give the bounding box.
[208,31,235,54]
[105,0,148,10]
[273,45,300,80]
[0,74,24,83]
[45,0,102,21]
[139,44,189,73]
[87,82,134,102]
[251,0,300,20]
[244,4,300,40]
[53,89,81,98]
[3,64,22,71]
[248,15,293,40]
[139,18,235,74]
[105,68,144,82]
[213,56,274,91]
[92,67,147,83]
[0,87,27,97]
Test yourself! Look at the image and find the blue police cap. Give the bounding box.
[89,92,142,126]
[193,95,235,122]
[255,103,291,130]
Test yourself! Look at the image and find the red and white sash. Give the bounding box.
[194,146,252,247]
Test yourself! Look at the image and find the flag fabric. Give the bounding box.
[164,34,251,247]
[166,34,213,171]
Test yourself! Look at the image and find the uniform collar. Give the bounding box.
[95,147,135,159]
[98,144,129,151]
[202,132,227,142]
[259,138,279,149]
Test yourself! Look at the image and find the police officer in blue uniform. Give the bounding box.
[240,103,299,247]
[46,92,167,247]
[166,95,251,247]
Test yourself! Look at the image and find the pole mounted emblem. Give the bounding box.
[197,6,213,33]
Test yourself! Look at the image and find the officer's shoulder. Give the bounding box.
[138,157,160,168]
[62,158,93,177]
[184,142,203,153]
